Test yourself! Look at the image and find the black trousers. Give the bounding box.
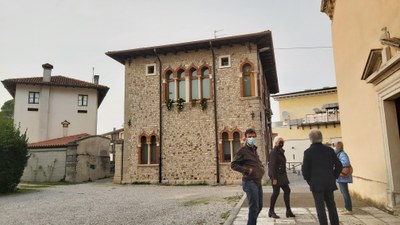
[312,191,339,225]
[269,183,291,211]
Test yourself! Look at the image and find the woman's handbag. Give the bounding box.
[340,165,353,177]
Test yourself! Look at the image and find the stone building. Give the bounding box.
[106,31,279,184]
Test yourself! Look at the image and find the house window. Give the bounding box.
[28,92,39,104]
[146,64,156,76]
[150,136,157,164]
[190,68,199,100]
[177,69,186,101]
[222,132,231,162]
[220,130,243,162]
[219,55,231,68]
[201,67,210,99]
[232,132,241,155]
[167,70,175,101]
[140,136,148,164]
[78,95,88,106]
[139,134,159,165]
[242,63,255,97]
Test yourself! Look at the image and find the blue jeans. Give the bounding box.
[242,181,263,225]
[338,182,352,211]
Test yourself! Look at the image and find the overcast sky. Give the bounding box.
[0,0,335,134]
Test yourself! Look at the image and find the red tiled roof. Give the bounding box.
[28,133,90,148]
[1,76,109,106]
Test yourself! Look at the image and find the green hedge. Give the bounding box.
[0,120,29,193]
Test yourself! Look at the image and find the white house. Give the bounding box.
[1,63,109,143]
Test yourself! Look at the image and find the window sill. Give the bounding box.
[138,164,159,167]
[219,162,232,165]
[239,96,260,100]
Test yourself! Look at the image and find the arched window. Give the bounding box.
[190,68,198,100]
[167,70,175,101]
[177,69,186,101]
[233,132,241,155]
[150,136,157,164]
[140,136,148,164]
[201,67,210,99]
[222,132,231,162]
[242,63,255,97]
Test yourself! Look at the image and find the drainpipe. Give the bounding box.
[154,48,163,183]
[209,41,220,184]
[119,139,124,184]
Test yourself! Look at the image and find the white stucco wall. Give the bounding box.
[14,85,42,142]
[47,87,98,139]
[13,84,98,143]
[21,148,67,182]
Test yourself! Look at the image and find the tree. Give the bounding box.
[0,119,29,193]
[1,99,14,120]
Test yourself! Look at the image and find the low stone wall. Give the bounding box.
[21,148,67,182]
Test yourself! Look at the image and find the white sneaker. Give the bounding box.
[342,210,353,215]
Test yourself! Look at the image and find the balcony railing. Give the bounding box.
[284,110,340,129]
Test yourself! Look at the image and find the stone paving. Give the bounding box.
[228,173,400,225]
[233,207,400,225]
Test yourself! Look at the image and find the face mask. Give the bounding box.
[247,137,256,146]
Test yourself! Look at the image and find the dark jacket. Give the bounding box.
[268,146,288,183]
[231,144,265,184]
[302,143,343,192]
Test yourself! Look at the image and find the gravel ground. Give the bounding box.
[0,179,243,225]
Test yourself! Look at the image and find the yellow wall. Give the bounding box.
[273,90,342,163]
[278,92,338,121]
[274,125,341,143]
[328,0,400,207]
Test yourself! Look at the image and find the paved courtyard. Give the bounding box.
[228,173,400,225]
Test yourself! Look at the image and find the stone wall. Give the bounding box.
[66,136,110,182]
[122,43,269,184]
[21,148,66,182]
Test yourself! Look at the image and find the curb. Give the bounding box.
[224,192,246,225]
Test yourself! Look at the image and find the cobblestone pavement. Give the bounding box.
[228,173,400,225]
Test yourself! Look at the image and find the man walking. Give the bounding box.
[231,128,265,225]
[302,129,342,225]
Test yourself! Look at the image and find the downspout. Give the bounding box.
[154,48,163,183]
[120,140,124,184]
[209,41,220,184]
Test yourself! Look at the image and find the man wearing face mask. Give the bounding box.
[267,136,295,219]
[231,128,265,225]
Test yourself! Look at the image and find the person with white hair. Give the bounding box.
[302,129,343,225]
[267,136,295,218]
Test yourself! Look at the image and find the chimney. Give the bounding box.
[61,120,70,137]
[93,75,99,85]
[42,63,53,82]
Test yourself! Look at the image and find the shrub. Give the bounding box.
[0,120,29,193]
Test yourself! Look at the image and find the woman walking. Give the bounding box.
[268,136,295,218]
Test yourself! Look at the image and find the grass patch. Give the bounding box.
[183,198,210,206]
[19,184,51,189]
[220,211,230,220]
[21,181,73,186]
[224,194,242,202]
[16,188,41,194]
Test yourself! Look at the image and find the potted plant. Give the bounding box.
[166,99,174,111]
[200,98,207,111]
[177,98,185,112]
